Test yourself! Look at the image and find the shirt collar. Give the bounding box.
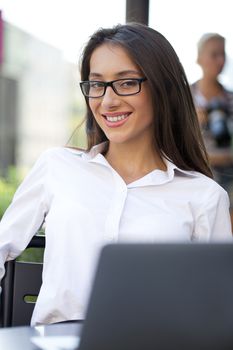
[81,142,109,167]
[82,142,201,186]
[83,142,108,160]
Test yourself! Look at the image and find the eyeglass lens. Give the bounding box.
[81,79,143,97]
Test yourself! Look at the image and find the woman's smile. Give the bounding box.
[102,112,131,127]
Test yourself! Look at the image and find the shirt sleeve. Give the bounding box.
[0,151,50,289]
[194,186,233,241]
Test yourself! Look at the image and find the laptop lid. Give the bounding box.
[78,243,233,350]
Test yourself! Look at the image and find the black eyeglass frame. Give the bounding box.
[79,77,147,98]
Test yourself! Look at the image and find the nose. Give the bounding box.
[101,85,121,108]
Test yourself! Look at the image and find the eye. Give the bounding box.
[90,81,104,89]
[120,80,138,88]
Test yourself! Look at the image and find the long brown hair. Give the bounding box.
[80,23,212,178]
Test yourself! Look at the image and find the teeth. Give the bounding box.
[106,114,128,122]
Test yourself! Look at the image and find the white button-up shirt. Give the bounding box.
[0,143,232,325]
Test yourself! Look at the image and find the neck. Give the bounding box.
[104,140,166,184]
[197,77,223,100]
[200,74,219,86]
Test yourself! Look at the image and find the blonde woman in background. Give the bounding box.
[191,33,233,229]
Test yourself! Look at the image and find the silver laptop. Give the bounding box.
[78,243,233,350]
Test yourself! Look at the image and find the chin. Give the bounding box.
[107,137,129,144]
[103,130,128,144]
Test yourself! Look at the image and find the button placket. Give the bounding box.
[104,174,128,242]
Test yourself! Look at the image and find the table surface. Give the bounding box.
[0,321,83,350]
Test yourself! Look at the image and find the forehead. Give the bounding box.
[199,38,225,54]
[89,43,141,77]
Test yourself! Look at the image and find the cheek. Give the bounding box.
[204,55,216,66]
[200,55,212,67]
[137,93,154,119]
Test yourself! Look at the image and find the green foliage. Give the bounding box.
[67,115,87,149]
[17,231,45,263]
[17,246,44,263]
[67,96,87,149]
[0,167,21,219]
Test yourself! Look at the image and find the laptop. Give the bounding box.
[78,243,233,350]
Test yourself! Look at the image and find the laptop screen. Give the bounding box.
[79,243,233,350]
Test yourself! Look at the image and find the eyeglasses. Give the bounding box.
[80,77,147,98]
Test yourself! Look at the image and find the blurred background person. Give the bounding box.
[191,33,233,228]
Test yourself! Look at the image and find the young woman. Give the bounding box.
[191,33,233,228]
[0,23,232,326]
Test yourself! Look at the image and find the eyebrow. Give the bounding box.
[89,70,142,79]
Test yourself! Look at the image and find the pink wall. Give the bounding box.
[0,11,3,65]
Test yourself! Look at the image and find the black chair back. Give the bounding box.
[1,235,45,327]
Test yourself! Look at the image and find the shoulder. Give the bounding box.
[190,81,197,90]
[189,81,206,107]
[175,167,229,202]
[223,86,233,102]
[28,147,88,176]
[223,86,233,95]
[188,172,232,241]
[190,80,200,93]
[190,171,229,204]
[188,170,223,189]
[36,146,86,162]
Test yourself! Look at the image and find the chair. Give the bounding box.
[0,235,45,327]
